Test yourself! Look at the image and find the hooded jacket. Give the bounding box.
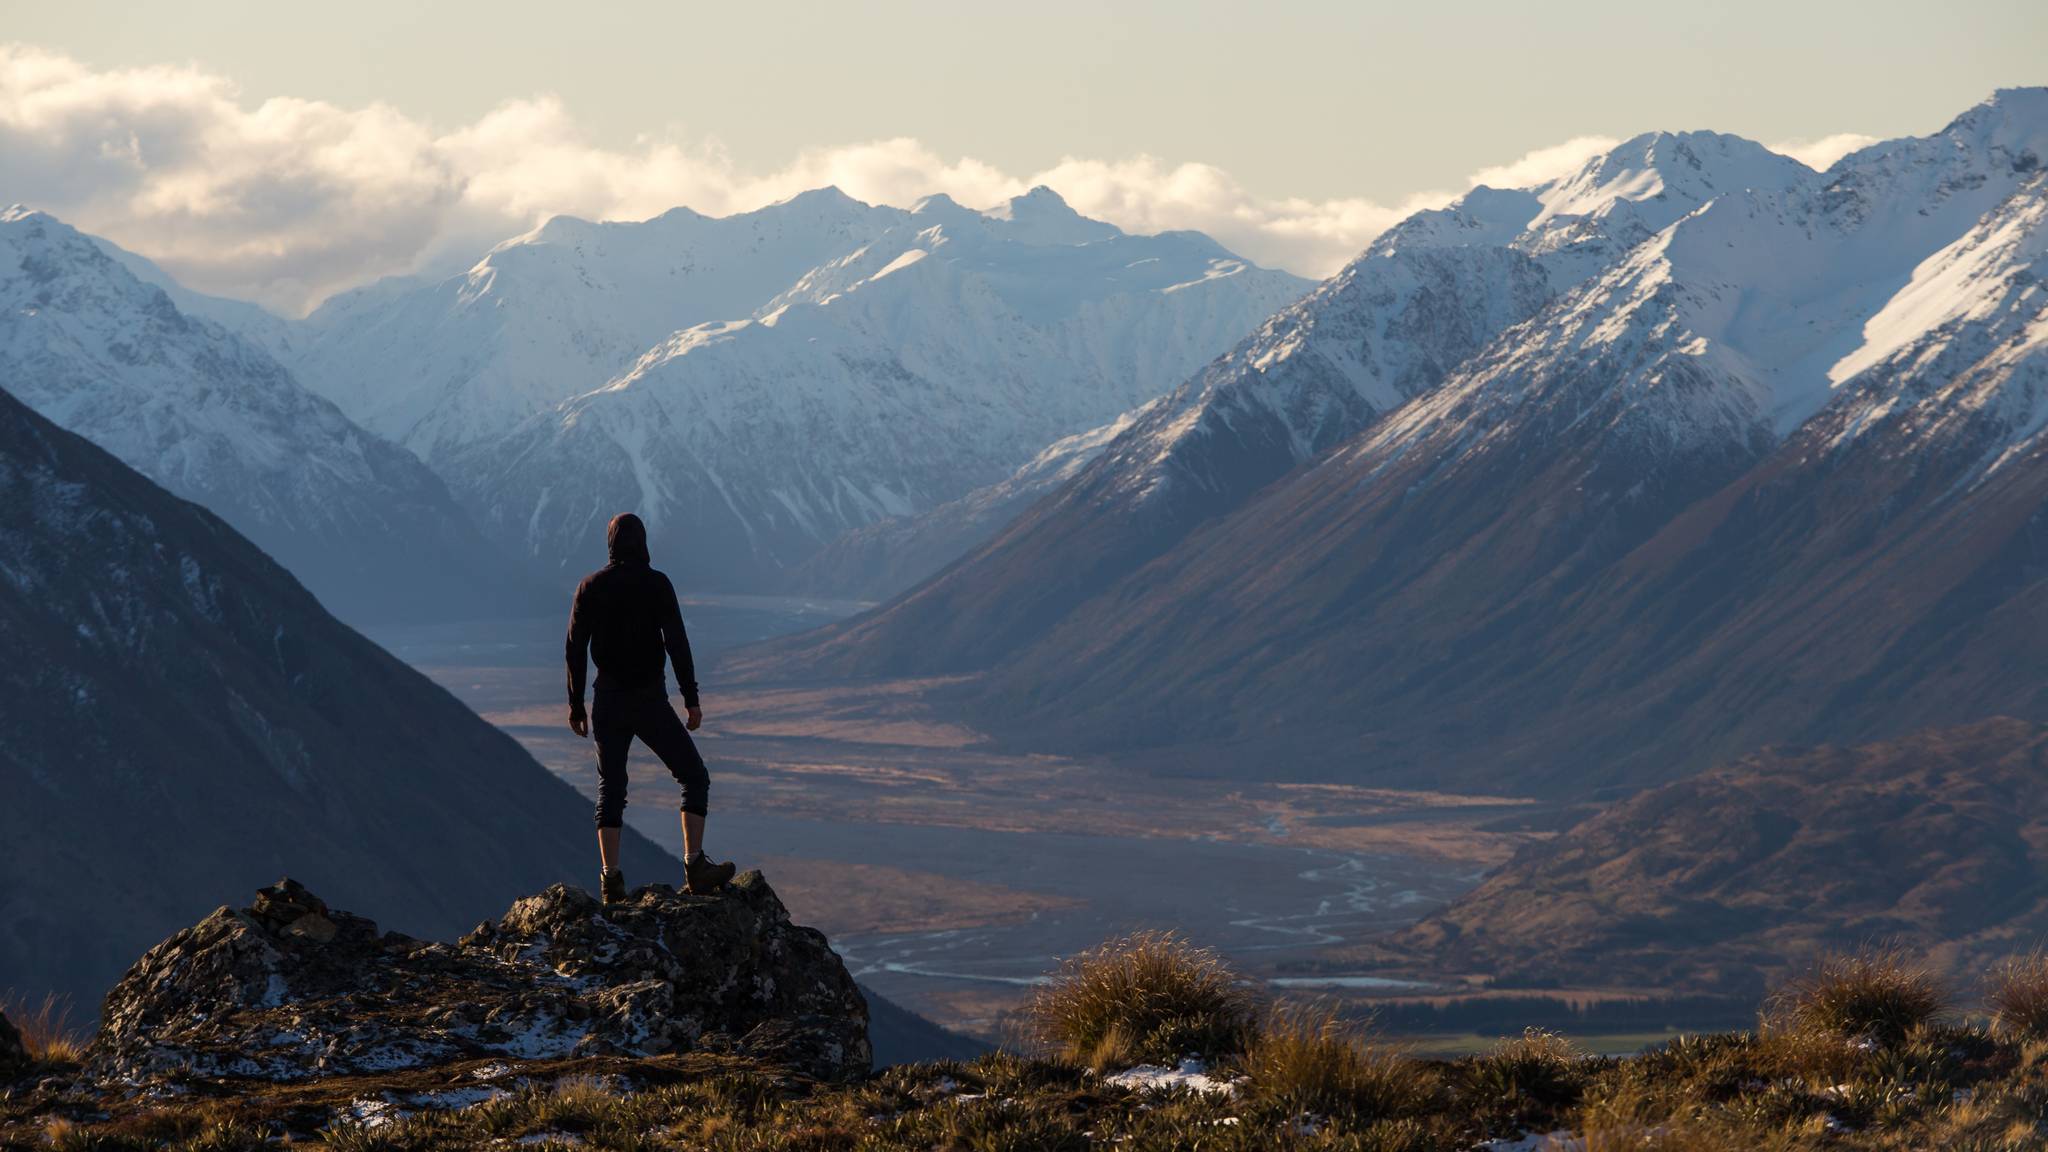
[565,514,700,710]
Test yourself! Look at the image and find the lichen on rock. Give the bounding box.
[87,873,869,1087]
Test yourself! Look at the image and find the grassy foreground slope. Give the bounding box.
[9,937,2048,1150]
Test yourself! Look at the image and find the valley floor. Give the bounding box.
[367,605,1545,1041]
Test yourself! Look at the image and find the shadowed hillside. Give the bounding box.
[1394,720,2048,991]
[0,383,665,1012]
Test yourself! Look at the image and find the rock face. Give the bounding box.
[0,1010,24,1075]
[89,876,870,1086]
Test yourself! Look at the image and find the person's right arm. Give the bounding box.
[565,581,592,737]
[656,573,702,730]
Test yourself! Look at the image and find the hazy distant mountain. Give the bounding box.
[258,187,1307,589]
[782,407,1142,602]
[0,207,546,626]
[0,381,663,1011]
[290,189,908,464]
[1394,719,2048,991]
[88,233,306,363]
[434,188,1311,588]
[746,90,2048,795]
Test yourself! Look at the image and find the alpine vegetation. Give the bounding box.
[13,908,2048,1151]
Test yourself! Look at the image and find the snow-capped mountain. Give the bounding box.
[757,130,1812,677]
[749,90,2048,796]
[0,380,663,1011]
[292,188,906,462]
[442,188,1311,586]
[89,234,306,362]
[0,207,544,625]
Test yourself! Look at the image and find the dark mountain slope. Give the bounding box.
[0,384,663,1011]
[1394,719,2048,991]
[739,238,1557,680]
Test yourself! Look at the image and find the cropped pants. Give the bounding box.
[591,685,708,826]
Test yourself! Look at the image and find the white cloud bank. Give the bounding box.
[1766,132,1884,171]
[0,44,1831,315]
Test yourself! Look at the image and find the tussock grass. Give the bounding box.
[2,992,87,1065]
[1024,930,1255,1068]
[1986,950,2048,1041]
[33,941,2048,1150]
[1241,1001,1438,1121]
[1769,948,1948,1046]
[1455,1028,1592,1131]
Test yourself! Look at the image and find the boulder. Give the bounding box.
[0,1009,25,1074]
[89,874,869,1085]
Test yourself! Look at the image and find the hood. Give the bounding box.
[606,513,650,565]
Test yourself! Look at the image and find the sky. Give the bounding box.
[3,0,2041,313]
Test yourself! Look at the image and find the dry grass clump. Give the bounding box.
[2,992,87,1065]
[1985,950,2048,1041]
[1025,930,1256,1068]
[1456,1028,1592,1131]
[1578,1092,1812,1152]
[1241,1001,1438,1121]
[1770,949,1948,1046]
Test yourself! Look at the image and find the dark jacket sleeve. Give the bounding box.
[565,580,592,710]
[657,574,701,710]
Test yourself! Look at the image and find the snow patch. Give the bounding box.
[1104,1058,1238,1095]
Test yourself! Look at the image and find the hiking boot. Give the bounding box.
[599,868,627,906]
[683,853,736,894]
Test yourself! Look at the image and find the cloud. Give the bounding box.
[1767,133,1882,171]
[0,43,1628,314]
[1466,135,1622,191]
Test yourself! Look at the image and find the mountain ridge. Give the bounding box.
[0,206,547,626]
[737,89,2048,798]
[425,187,1311,588]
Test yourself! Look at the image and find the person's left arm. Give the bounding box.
[565,580,593,737]
[658,574,702,730]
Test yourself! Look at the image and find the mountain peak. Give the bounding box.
[982,185,1120,245]
[1012,184,1072,210]
[1529,127,1809,233]
[911,192,968,215]
[0,204,80,240]
[515,213,600,247]
[1937,86,2048,164]
[1574,128,1796,187]
[650,204,711,226]
[772,185,869,212]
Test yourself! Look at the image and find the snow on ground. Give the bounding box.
[1476,1132,1580,1151]
[1104,1058,1239,1095]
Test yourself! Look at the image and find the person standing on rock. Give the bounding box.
[566,512,737,903]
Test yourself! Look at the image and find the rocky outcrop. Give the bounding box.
[0,1009,24,1075]
[88,875,870,1086]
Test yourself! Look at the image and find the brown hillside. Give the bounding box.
[1395,719,2048,991]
